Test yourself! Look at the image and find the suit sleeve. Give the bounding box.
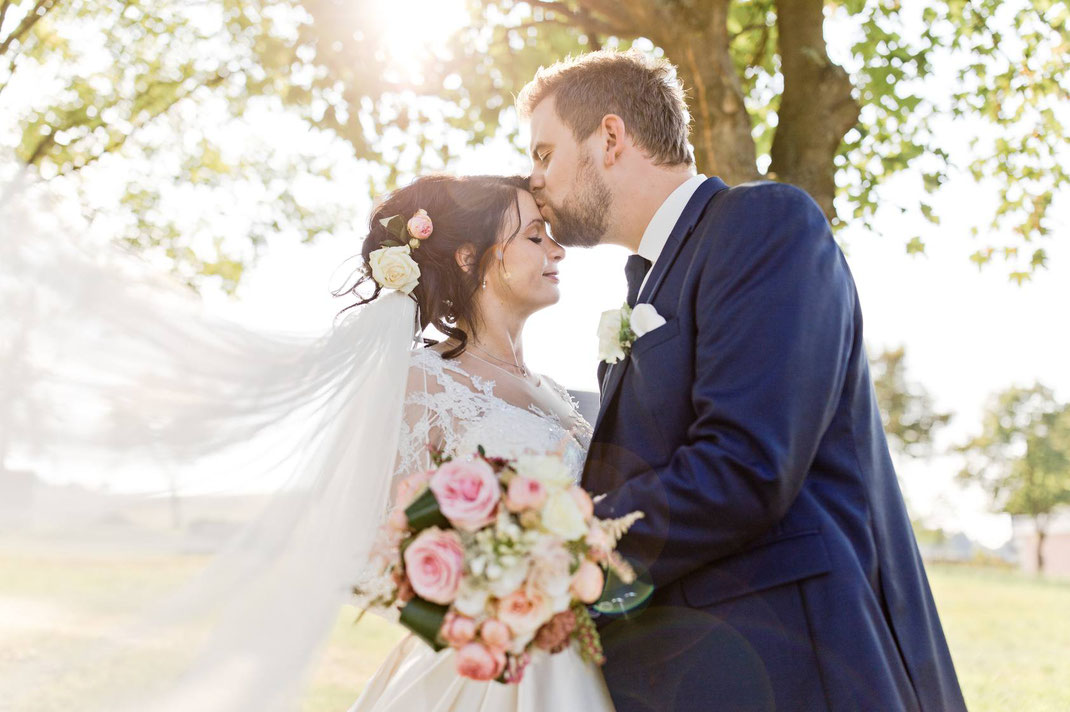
[593,184,855,590]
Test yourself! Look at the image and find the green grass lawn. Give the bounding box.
[303,563,1070,711]
[1,553,1065,711]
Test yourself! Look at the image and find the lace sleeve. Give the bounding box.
[390,348,480,500]
[542,374,594,448]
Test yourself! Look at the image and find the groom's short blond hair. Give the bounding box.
[517,49,693,167]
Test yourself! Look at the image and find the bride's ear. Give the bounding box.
[455,244,478,274]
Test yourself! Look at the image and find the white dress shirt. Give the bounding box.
[635,174,708,296]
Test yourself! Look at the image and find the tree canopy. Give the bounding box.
[957,384,1070,573]
[870,346,952,458]
[2,0,1066,291]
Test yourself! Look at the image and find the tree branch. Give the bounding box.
[0,0,60,58]
[523,0,624,38]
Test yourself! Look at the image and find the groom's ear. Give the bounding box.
[599,114,627,167]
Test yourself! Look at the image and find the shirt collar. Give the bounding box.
[637,174,708,265]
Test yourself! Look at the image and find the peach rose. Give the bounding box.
[440,611,477,649]
[497,587,552,638]
[568,486,594,521]
[505,476,547,513]
[406,209,434,240]
[570,560,604,604]
[386,507,409,534]
[430,459,500,531]
[396,469,433,509]
[402,527,464,605]
[480,618,512,651]
[455,641,506,682]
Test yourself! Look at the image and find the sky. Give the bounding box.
[5,0,1067,548]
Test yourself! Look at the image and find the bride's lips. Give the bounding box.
[542,271,560,283]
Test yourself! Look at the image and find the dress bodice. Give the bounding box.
[396,348,592,486]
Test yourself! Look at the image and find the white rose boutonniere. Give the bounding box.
[597,302,667,364]
[369,245,421,294]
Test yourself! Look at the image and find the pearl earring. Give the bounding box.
[482,278,487,289]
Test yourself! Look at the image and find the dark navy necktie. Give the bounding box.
[625,254,653,308]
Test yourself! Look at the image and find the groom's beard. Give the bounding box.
[544,154,611,248]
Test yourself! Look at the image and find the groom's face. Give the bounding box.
[528,97,611,248]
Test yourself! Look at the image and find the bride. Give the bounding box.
[0,170,614,711]
[344,173,614,711]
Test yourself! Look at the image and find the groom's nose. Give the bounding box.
[529,170,545,191]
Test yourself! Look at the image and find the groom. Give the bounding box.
[518,51,966,712]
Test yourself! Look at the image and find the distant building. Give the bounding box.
[1012,509,1070,577]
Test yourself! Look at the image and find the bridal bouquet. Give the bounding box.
[356,447,643,684]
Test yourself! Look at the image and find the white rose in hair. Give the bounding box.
[630,303,666,338]
[369,245,421,294]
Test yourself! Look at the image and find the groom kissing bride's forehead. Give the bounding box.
[516,50,967,712]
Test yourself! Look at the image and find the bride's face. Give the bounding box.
[484,189,565,315]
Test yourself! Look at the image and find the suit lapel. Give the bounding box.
[591,177,729,438]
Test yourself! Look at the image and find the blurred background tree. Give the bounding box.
[957,384,1070,573]
[2,0,1067,291]
[871,345,952,458]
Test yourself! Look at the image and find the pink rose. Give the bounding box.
[568,486,594,521]
[480,618,513,652]
[403,527,464,605]
[396,469,433,509]
[406,209,434,240]
[570,560,604,604]
[455,641,506,682]
[440,611,477,649]
[505,476,547,513]
[497,587,552,637]
[430,460,500,531]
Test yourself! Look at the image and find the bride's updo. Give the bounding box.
[338,174,530,358]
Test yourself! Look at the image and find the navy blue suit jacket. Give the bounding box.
[585,178,966,712]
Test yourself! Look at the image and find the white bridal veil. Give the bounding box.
[0,166,416,710]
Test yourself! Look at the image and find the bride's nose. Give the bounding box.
[548,239,565,262]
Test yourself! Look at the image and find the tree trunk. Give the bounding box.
[769,0,859,220]
[660,1,761,185]
[1035,515,1047,574]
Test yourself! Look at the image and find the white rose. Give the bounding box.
[597,308,627,364]
[453,578,490,618]
[541,489,588,541]
[630,303,666,338]
[369,245,421,294]
[487,561,529,598]
[514,454,572,487]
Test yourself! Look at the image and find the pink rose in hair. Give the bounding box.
[406,209,434,240]
[430,459,500,531]
[455,641,506,682]
[505,475,547,513]
[402,527,464,604]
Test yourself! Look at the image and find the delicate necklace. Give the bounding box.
[468,342,540,386]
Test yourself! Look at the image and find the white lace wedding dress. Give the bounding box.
[349,348,616,712]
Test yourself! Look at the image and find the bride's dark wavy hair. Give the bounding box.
[336,174,530,359]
